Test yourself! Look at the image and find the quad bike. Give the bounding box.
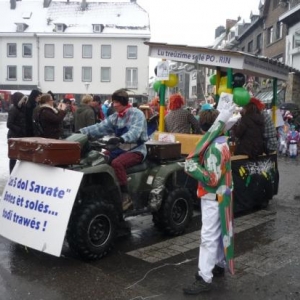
[64,133,196,261]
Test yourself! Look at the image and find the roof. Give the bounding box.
[145,41,300,81]
[0,0,150,36]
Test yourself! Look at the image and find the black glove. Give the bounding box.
[107,137,124,145]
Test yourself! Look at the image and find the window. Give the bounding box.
[56,24,65,32]
[63,44,73,58]
[45,66,54,81]
[293,30,300,48]
[267,27,274,44]
[275,22,283,40]
[93,24,103,33]
[7,43,17,57]
[16,23,27,32]
[256,34,262,49]
[82,67,92,82]
[247,40,253,53]
[127,46,137,59]
[126,68,138,89]
[7,66,17,80]
[101,45,111,59]
[192,86,196,95]
[22,66,32,81]
[101,67,111,82]
[82,45,92,58]
[23,43,32,57]
[45,44,54,58]
[63,66,73,81]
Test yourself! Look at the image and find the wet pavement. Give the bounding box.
[0,117,300,300]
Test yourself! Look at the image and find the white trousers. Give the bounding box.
[289,143,298,157]
[198,197,225,283]
[278,137,287,154]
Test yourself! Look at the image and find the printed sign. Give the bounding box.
[156,61,169,80]
[158,133,175,142]
[0,161,83,257]
[217,92,234,111]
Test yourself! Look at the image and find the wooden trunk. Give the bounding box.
[8,137,81,166]
[146,141,181,160]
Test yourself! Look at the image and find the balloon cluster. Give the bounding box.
[153,71,178,92]
[209,72,250,106]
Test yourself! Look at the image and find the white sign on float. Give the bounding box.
[0,161,83,257]
[156,61,169,80]
[217,92,234,111]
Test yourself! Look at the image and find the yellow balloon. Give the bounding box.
[218,85,232,95]
[165,74,178,88]
[220,76,227,86]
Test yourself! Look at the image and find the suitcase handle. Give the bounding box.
[19,145,42,152]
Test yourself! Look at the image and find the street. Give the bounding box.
[0,117,300,300]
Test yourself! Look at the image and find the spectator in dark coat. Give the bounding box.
[61,98,74,138]
[7,92,28,173]
[233,98,265,159]
[33,93,66,139]
[25,89,42,136]
[74,94,96,131]
[91,95,105,122]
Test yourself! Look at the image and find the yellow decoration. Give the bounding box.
[218,85,232,95]
[165,74,178,88]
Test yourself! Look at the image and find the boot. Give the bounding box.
[122,193,133,211]
[183,274,211,295]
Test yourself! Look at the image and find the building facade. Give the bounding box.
[0,0,150,101]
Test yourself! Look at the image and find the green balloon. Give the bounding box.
[209,74,217,85]
[153,81,162,92]
[233,87,251,106]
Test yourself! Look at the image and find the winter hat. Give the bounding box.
[201,103,213,111]
[112,89,129,106]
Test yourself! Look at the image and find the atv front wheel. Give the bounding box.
[67,201,117,261]
[152,188,193,235]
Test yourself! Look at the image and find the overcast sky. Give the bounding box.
[137,0,260,76]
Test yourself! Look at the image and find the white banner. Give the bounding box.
[0,161,83,257]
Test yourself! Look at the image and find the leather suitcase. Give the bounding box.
[8,137,81,166]
[146,141,181,160]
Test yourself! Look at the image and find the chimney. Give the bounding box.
[81,0,87,10]
[10,0,16,9]
[226,19,237,31]
[43,0,52,8]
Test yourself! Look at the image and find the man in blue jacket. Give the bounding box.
[80,89,148,211]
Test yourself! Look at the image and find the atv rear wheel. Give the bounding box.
[152,188,193,235]
[67,201,117,261]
